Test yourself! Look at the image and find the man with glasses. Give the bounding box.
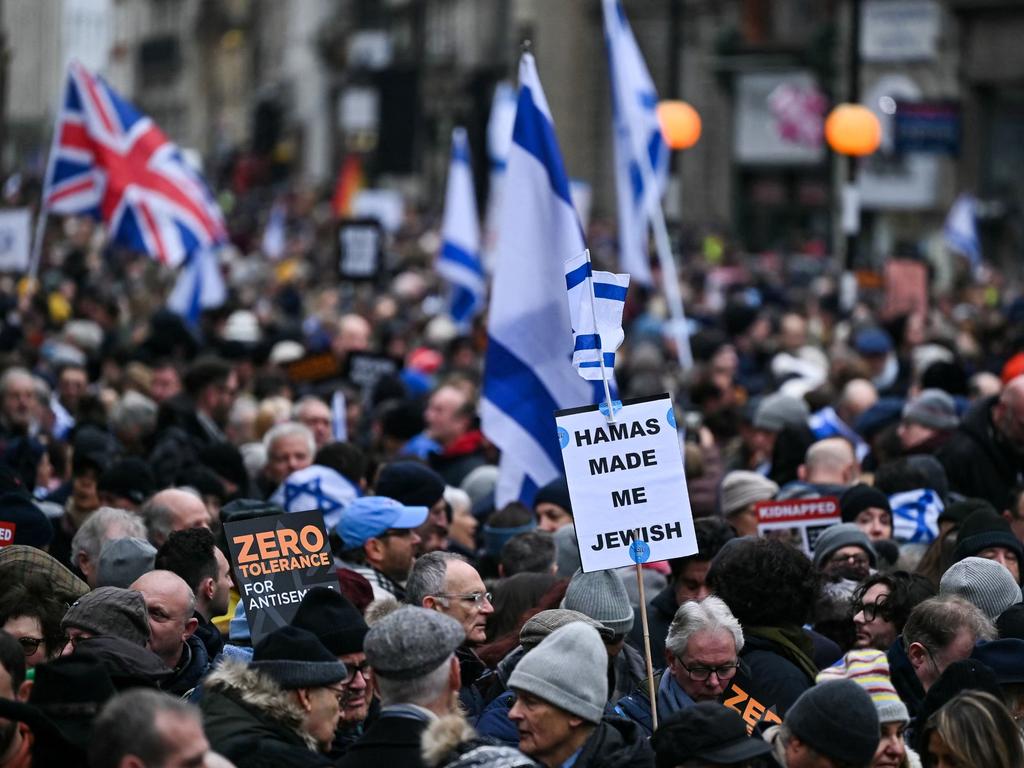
[406,551,494,715]
[334,496,429,601]
[851,571,935,651]
[292,587,372,759]
[812,523,877,583]
[616,596,743,736]
[888,595,996,720]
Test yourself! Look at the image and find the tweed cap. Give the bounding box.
[939,557,1023,620]
[519,609,613,650]
[61,587,151,647]
[0,545,89,605]
[365,606,464,680]
[816,649,909,725]
[561,569,634,636]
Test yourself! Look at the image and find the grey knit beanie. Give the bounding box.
[812,523,877,569]
[720,471,779,517]
[939,557,1023,620]
[786,679,880,768]
[561,569,634,636]
[554,524,581,579]
[508,622,607,724]
[901,389,958,431]
[752,393,809,432]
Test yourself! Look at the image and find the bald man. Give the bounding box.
[132,570,210,696]
[837,379,878,427]
[142,489,211,548]
[776,438,858,500]
[940,375,1024,510]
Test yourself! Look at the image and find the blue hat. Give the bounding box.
[335,496,429,548]
[972,639,1024,684]
[853,327,894,357]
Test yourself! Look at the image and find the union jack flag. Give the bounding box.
[41,61,227,268]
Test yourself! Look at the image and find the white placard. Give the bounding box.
[0,209,31,273]
[861,0,940,62]
[555,394,697,572]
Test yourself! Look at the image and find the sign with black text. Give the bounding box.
[225,509,340,644]
[555,394,697,572]
[755,497,841,557]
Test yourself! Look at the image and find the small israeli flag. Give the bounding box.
[944,194,981,274]
[564,249,629,381]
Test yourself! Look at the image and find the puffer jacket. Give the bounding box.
[199,660,333,768]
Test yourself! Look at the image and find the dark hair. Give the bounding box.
[707,538,821,626]
[668,517,735,580]
[182,356,232,398]
[154,527,218,594]
[0,630,26,690]
[486,572,560,642]
[486,502,534,530]
[0,576,67,661]
[89,689,199,768]
[501,531,556,577]
[315,442,368,487]
[852,571,936,633]
[873,458,929,495]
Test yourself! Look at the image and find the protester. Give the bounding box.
[500,531,556,577]
[777,437,858,500]
[0,630,29,768]
[420,384,487,485]
[0,579,68,671]
[97,537,157,589]
[937,556,1022,621]
[650,703,772,768]
[261,422,315,494]
[921,690,1023,768]
[719,471,778,537]
[533,478,573,533]
[951,508,1023,582]
[60,586,152,650]
[898,389,958,455]
[840,484,895,542]
[851,571,935,651]
[335,496,427,601]
[374,461,449,556]
[293,396,333,449]
[813,523,878,583]
[141,489,212,548]
[70,506,147,587]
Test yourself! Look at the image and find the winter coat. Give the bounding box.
[575,717,655,768]
[337,712,430,768]
[422,713,539,768]
[887,637,925,723]
[428,431,489,487]
[938,395,1024,510]
[609,643,647,704]
[199,660,333,768]
[164,634,211,698]
[721,633,814,731]
[628,584,676,666]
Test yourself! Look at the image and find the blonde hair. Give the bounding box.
[925,691,1024,768]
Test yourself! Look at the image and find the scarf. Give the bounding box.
[656,670,695,717]
[744,625,819,683]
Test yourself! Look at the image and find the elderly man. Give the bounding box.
[90,689,212,768]
[0,367,38,440]
[335,496,427,601]
[261,422,315,494]
[406,552,494,714]
[61,586,152,652]
[339,607,465,768]
[71,507,148,587]
[888,595,996,720]
[616,596,743,735]
[293,396,333,449]
[292,588,371,759]
[422,384,487,486]
[141,488,211,548]
[777,438,858,500]
[131,570,209,697]
[202,625,346,766]
[508,622,653,768]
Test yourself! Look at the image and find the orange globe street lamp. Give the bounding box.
[656,100,701,150]
[824,104,882,157]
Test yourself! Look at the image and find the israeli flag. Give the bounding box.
[603,0,668,286]
[482,53,601,506]
[261,197,286,261]
[167,248,226,327]
[437,127,485,331]
[482,81,518,273]
[889,488,943,544]
[944,194,981,274]
[564,250,629,380]
[271,464,359,531]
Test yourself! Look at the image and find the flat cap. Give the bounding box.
[365,606,464,680]
[61,587,151,647]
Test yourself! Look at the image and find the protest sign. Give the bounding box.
[555,393,696,572]
[285,352,343,384]
[755,496,841,556]
[336,218,382,280]
[344,351,400,399]
[0,209,30,273]
[225,508,340,644]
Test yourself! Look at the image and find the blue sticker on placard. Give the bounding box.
[598,400,624,418]
[558,427,570,449]
[630,540,651,564]
[667,407,677,428]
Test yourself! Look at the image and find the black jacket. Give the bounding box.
[576,717,654,768]
[337,713,430,768]
[938,396,1024,510]
[888,636,925,722]
[628,584,676,665]
[721,634,814,730]
[164,634,211,698]
[200,660,334,768]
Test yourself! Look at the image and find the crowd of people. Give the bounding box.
[2,187,1024,768]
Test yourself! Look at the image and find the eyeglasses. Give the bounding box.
[16,637,44,656]
[676,659,739,682]
[435,592,492,606]
[851,598,890,623]
[325,685,346,704]
[342,660,372,684]
[829,553,870,569]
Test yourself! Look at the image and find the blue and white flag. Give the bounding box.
[944,193,981,274]
[261,197,287,261]
[482,53,601,506]
[602,0,668,286]
[889,488,943,544]
[564,250,629,380]
[271,464,359,532]
[166,248,226,327]
[482,81,518,274]
[437,127,485,331]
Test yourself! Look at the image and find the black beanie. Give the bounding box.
[251,626,348,689]
[534,476,572,513]
[954,510,1024,565]
[839,484,892,523]
[375,461,445,508]
[996,603,1024,640]
[291,587,368,656]
[913,659,1004,755]
[939,498,996,528]
[786,680,879,767]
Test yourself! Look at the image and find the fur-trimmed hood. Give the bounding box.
[422,713,538,768]
[200,659,318,753]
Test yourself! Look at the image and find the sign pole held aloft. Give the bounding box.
[632,535,658,731]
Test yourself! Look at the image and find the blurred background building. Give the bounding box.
[1,0,1022,269]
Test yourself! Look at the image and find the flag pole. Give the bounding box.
[633,534,658,731]
[584,249,616,423]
